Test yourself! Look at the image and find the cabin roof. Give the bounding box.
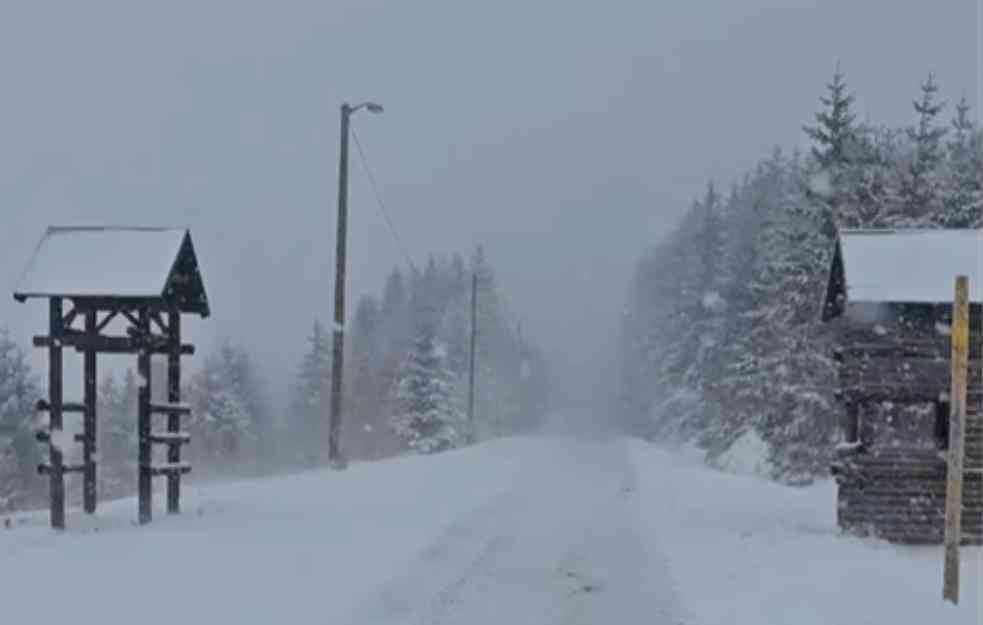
[822,228,983,321]
[13,226,210,317]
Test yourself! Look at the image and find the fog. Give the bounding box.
[0,0,978,413]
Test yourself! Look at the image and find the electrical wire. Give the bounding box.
[350,127,420,277]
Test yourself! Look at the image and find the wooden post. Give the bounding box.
[328,104,352,468]
[83,309,97,514]
[166,309,181,514]
[943,275,969,604]
[48,297,65,530]
[137,308,153,525]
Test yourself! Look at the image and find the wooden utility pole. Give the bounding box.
[328,101,382,467]
[468,272,478,443]
[328,103,351,468]
[943,275,969,604]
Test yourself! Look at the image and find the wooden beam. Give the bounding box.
[166,309,182,514]
[35,399,86,413]
[149,432,191,445]
[944,275,970,604]
[149,402,191,416]
[48,297,65,530]
[137,308,152,525]
[120,309,140,329]
[32,334,195,355]
[150,312,168,335]
[82,310,97,514]
[62,306,79,330]
[95,309,119,333]
[146,463,192,477]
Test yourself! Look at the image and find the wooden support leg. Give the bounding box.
[166,310,181,514]
[49,298,65,530]
[137,308,152,525]
[83,310,97,514]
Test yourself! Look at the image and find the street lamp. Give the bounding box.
[328,100,383,468]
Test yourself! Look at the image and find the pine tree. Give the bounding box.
[898,73,947,224]
[379,267,410,365]
[940,95,983,227]
[0,328,41,511]
[802,66,863,231]
[390,319,464,454]
[348,296,392,459]
[189,340,264,468]
[803,65,857,169]
[287,321,331,467]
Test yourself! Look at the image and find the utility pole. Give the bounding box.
[328,101,382,468]
[468,272,478,443]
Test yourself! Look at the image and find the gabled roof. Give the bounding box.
[13,227,210,317]
[822,228,983,320]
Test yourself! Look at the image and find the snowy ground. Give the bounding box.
[2,435,980,624]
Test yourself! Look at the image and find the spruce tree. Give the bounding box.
[0,329,40,511]
[803,65,857,169]
[287,321,331,467]
[189,340,264,468]
[390,318,464,453]
[941,95,983,227]
[898,73,947,224]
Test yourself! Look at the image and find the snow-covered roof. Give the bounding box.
[13,227,210,316]
[823,228,983,319]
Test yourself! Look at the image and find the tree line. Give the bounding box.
[288,245,550,462]
[619,68,981,483]
[0,246,548,512]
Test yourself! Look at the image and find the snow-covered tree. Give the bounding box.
[0,328,41,511]
[897,73,947,225]
[286,321,331,466]
[803,65,857,170]
[940,95,983,227]
[390,320,464,454]
[189,340,265,468]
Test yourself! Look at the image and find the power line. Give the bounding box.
[350,127,420,276]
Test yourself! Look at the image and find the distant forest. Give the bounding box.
[0,246,549,512]
[619,69,982,483]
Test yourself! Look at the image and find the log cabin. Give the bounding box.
[822,228,983,544]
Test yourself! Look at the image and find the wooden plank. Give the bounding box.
[149,402,191,416]
[83,310,97,514]
[35,399,86,413]
[48,297,65,530]
[149,432,191,444]
[137,308,152,525]
[944,275,969,604]
[146,463,192,476]
[33,334,195,355]
[166,309,182,514]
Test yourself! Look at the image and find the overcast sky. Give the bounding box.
[0,1,979,407]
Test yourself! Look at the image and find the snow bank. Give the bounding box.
[629,438,982,625]
[0,438,533,625]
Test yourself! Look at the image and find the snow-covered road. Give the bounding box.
[345,436,682,624]
[2,435,980,624]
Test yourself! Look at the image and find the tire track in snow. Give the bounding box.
[343,437,687,625]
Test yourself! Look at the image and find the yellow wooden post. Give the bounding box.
[943,275,969,604]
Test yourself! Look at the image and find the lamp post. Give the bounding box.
[329,101,383,468]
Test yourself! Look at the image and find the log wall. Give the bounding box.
[832,314,983,544]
